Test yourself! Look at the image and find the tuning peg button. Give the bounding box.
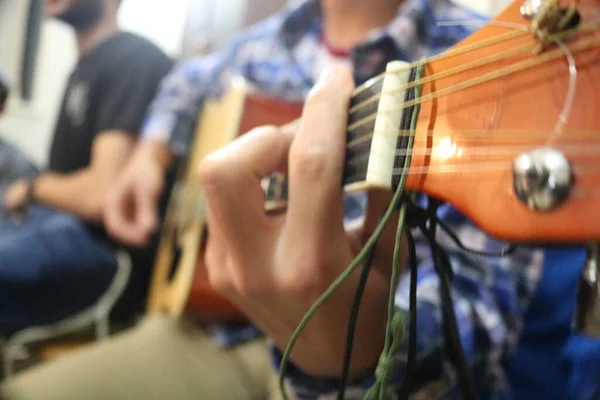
[513,147,574,212]
[520,0,545,20]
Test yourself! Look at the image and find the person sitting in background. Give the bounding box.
[0,70,39,210]
[0,0,173,337]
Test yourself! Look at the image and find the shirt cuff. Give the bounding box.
[140,113,175,143]
[141,113,191,157]
[270,345,378,399]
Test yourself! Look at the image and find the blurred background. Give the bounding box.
[0,0,511,167]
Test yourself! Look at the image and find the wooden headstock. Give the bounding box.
[266,0,600,244]
[404,0,600,242]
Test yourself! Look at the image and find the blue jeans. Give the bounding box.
[0,206,123,337]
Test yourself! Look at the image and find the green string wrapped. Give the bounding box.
[364,204,410,400]
[278,64,424,399]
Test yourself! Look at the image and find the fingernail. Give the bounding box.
[281,121,299,136]
[317,65,353,89]
[318,66,336,83]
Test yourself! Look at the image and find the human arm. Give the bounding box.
[273,213,544,398]
[4,133,134,221]
[198,64,544,398]
[104,47,239,245]
[5,41,173,222]
[198,65,402,379]
[103,138,172,244]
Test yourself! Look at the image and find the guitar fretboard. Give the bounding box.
[264,61,419,212]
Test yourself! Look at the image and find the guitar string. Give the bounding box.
[268,28,598,187]
[347,8,598,99]
[351,128,600,139]
[264,158,600,203]
[266,13,600,203]
[346,130,600,149]
[263,161,600,205]
[347,30,600,133]
[362,19,580,143]
[264,186,600,206]
[349,28,527,98]
[550,37,578,140]
[342,28,588,177]
[348,41,536,114]
[274,21,598,153]
[347,20,598,115]
[343,29,579,163]
[343,143,600,165]
[347,19,599,118]
[343,160,600,179]
[279,27,533,128]
[263,162,600,205]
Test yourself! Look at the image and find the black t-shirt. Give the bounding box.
[45,33,174,316]
[48,32,173,173]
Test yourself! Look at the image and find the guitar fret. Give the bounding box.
[343,78,382,187]
[347,80,382,136]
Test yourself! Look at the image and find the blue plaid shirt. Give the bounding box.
[141,1,544,398]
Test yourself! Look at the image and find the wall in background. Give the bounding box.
[0,0,191,167]
[118,0,190,58]
[0,0,76,166]
[0,0,30,94]
[182,0,248,56]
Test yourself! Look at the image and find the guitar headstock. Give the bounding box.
[402,0,600,243]
[265,0,600,244]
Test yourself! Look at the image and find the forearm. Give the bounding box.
[137,138,173,170]
[264,269,391,381]
[33,171,108,221]
[274,239,543,399]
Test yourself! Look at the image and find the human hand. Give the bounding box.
[199,65,403,379]
[4,179,31,211]
[104,140,171,245]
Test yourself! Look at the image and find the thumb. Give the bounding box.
[199,125,293,262]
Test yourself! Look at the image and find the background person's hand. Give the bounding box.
[199,65,404,380]
[104,140,170,246]
[3,179,31,211]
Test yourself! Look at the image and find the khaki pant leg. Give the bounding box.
[0,314,272,400]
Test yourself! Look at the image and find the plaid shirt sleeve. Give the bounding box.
[271,203,544,399]
[140,43,241,156]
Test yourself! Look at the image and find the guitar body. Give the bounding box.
[147,78,302,321]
